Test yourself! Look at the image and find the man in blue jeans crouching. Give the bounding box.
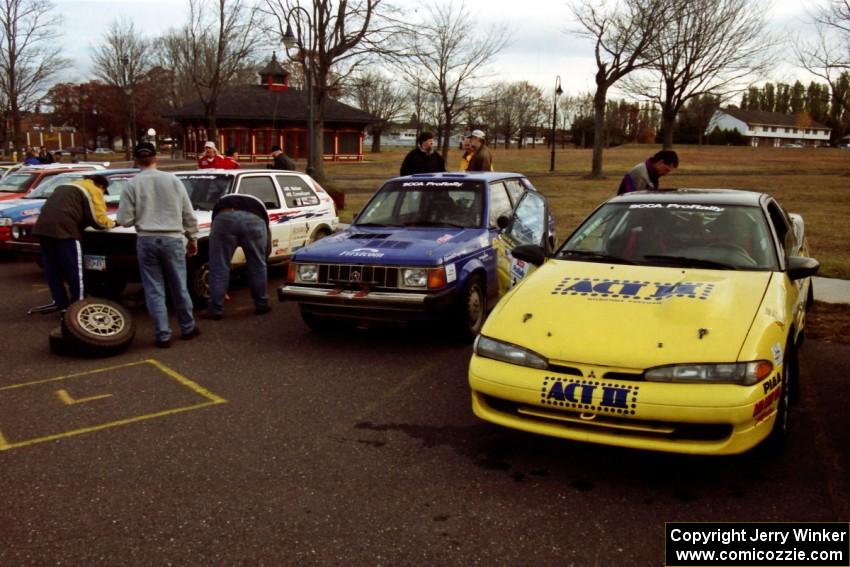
[201,192,272,320]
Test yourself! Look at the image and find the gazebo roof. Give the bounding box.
[168,85,376,125]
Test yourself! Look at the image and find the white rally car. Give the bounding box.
[81,169,338,304]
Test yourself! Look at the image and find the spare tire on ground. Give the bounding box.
[57,297,135,355]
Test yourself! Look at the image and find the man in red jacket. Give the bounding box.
[198,141,227,169]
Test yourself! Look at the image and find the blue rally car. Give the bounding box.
[278,172,556,339]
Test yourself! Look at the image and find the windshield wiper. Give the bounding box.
[402,221,466,228]
[642,255,739,270]
[353,222,402,227]
[559,249,635,264]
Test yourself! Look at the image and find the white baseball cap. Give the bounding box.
[471,129,486,139]
[204,141,217,150]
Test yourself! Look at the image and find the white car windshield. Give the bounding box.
[178,175,232,211]
[559,203,779,270]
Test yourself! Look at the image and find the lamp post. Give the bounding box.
[121,56,136,159]
[549,76,563,172]
[282,7,314,176]
[79,84,87,161]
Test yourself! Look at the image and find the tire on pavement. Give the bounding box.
[61,297,135,353]
[452,274,486,342]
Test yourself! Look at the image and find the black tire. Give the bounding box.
[61,297,135,351]
[806,281,814,310]
[187,256,210,308]
[453,275,486,342]
[48,326,75,356]
[85,273,127,299]
[762,343,797,453]
[300,307,337,332]
[310,227,332,243]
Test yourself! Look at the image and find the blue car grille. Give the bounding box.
[319,264,400,288]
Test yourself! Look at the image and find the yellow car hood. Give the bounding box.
[484,260,774,369]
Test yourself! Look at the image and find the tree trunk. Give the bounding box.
[661,106,676,150]
[591,87,608,177]
[370,127,382,153]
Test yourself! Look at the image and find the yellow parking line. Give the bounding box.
[0,430,9,451]
[0,359,152,391]
[147,359,226,404]
[0,400,223,451]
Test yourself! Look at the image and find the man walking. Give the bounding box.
[466,130,493,172]
[117,142,200,348]
[400,132,446,176]
[269,144,296,170]
[201,193,272,320]
[29,175,114,314]
[617,150,679,194]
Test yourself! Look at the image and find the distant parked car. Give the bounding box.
[94,148,112,154]
[781,143,804,148]
[0,163,104,202]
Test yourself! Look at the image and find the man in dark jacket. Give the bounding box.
[466,130,493,172]
[201,193,272,320]
[269,145,296,170]
[29,176,112,314]
[400,132,446,176]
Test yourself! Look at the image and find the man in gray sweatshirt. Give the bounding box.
[117,142,200,348]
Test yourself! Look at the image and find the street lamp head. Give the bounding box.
[283,23,297,48]
[555,75,563,97]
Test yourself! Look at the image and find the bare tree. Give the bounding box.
[347,69,407,153]
[394,4,507,159]
[795,1,850,115]
[0,0,67,149]
[570,0,662,177]
[263,0,401,180]
[626,0,774,149]
[164,0,262,145]
[92,18,151,158]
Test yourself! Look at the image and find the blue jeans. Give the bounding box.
[207,210,269,315]
[136,235,195,341]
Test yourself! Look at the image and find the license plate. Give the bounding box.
[83,254,106,271]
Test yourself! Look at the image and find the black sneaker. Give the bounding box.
[28,303,61,315]
[181,326,201,340]
[255,305,272,315]
[155,338,171,349]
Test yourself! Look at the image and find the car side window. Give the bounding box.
[239,176,280,209]
[275,175,320,208]
[504,179,525,205]
[488,182,512,228]
[766,201,794,257]
[505,191,546,247]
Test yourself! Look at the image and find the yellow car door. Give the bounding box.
[494,190,551,297]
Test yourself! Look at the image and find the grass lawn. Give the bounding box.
[323,144,850,278]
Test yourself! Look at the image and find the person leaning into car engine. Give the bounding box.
[29,175,114,314]
[617,150,679,194]
[201,193,273,320]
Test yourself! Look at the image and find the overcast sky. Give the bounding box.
[60,0,824,100]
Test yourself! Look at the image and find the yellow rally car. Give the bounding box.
[470,189,819,455]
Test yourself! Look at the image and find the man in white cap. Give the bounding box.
[198,140,227,169]
[467,129,493,172]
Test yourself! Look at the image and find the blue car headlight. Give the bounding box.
[473,335,548,370]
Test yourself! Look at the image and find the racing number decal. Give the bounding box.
[541,376,638,415]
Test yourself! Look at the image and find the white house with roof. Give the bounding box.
[707,108,831,147]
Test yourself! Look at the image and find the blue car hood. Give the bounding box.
[0,199,44,219]
[294,226,491,266]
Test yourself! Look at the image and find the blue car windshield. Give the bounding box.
[558,202,779,270]
[25,174,80,199]
[355,180,484,228]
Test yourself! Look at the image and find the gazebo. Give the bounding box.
[169,54,375,163]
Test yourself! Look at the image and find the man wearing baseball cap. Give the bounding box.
[467,129,493,172]
[198,140,227,169]
[118,142,200,348]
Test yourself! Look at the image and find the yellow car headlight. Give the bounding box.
[644,361,773,385]
[474,335,548,370]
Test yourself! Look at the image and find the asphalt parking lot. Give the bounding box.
[1,258,848,566]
